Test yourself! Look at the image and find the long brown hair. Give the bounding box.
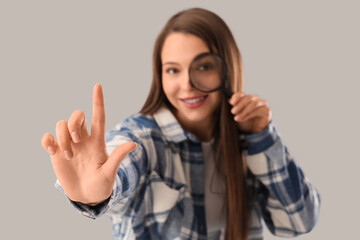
[140,8,250,240]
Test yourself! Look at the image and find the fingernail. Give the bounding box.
[64,150,73,160]
[48,146,55,155]
[71,132,80,143]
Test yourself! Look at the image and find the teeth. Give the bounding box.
[183,96,205,104]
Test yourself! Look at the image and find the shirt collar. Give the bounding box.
[152,106,200,143]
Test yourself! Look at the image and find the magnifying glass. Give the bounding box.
[189,52,233,97]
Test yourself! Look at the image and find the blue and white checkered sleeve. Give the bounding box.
[242,122,321,237]
[55,122,149,220]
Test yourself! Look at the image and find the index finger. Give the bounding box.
[91,83,106,139]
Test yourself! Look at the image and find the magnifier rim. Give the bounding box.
[188,52,229,93]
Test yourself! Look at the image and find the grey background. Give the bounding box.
[1,0,359,239]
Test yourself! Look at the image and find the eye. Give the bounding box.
[197,62,214,71]
[165,68,179,74]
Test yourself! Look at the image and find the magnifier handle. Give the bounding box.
[223,87,233,98]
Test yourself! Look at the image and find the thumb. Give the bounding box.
[102,142,137,181]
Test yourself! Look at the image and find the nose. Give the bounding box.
[180,70,194,91]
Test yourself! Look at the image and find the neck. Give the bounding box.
[175,113,215,142]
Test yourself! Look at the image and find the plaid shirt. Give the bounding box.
[57,106,320,240]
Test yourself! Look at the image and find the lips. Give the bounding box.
[180,95,208,108]
[182,96,206,103]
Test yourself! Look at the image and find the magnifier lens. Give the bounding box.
[189,54,226,92]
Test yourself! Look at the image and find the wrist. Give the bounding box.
[240,121,279,155]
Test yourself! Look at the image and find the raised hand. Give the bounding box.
[41,84,136,204]
[229,92,272,134]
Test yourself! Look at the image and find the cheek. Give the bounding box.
[162,78,176,98]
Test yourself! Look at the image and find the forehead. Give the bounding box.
[161,32,210,63]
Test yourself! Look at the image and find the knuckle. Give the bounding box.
[257,99,265,106]
[67,121,77,132]
[55,121,70,143]
[245,95,253,101]
[57,138,70,150]
[93,117,106,123]
[251,99,259,105]
[237,91,245,97]
[235,92,244,100]
[251,95,259,100]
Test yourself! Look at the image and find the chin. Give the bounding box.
[181,108,213,123]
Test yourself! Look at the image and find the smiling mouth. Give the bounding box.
[181,95,208,103]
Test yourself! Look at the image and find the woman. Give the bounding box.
[41,8,320,240]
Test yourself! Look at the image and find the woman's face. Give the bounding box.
[161,32,221,131]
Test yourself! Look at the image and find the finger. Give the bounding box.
[231,95,258,115]
[242,104,270,122]
[235,99,264,121]
[41,132,58,155]
[102,142,137,181]
[228,92,245,106]
[56,120,73,160]
[68,110,89,143]
[91,83,106,141]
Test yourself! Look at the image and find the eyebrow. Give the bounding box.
[162,62,180,66]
